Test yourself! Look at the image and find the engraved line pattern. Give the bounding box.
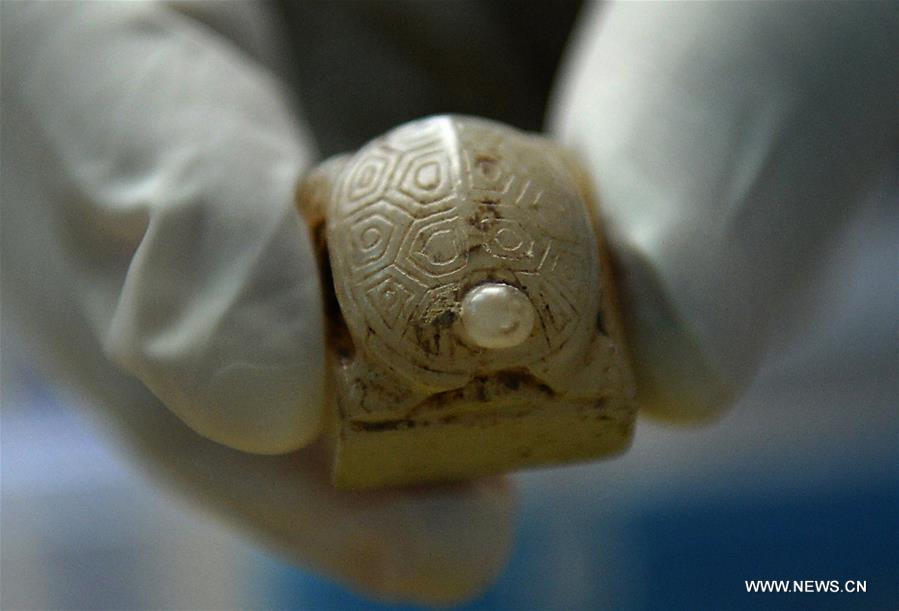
[328,116,598,383]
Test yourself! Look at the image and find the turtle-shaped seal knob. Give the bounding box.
[297,115,636,489]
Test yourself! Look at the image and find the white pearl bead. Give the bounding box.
[459,283,535,349]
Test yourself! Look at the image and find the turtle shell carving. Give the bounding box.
[326,116,601,390]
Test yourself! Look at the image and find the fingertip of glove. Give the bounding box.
[629,299,740,425]
[611,246,744,424]
[637,367,736,426]
[335,477,517,606]
[195,361,326,454]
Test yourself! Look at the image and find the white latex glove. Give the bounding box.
[0,1,512,604]
[4,0,895,604]
[551,0,897,421]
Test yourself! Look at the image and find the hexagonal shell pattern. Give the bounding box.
[327,115,601,390]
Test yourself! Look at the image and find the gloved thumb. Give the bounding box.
[3,1,324,453]
[551,1,897,421]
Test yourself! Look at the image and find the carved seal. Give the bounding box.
[297,115,636,489]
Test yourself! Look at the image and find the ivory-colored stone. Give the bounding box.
[297,115,637,490]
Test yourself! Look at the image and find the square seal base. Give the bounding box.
[328,387,636,490]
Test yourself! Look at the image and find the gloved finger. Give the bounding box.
[53,352,517,605]
[163,0,296,85]
[3,218,516,606]
[3,1,324,453]
[154,431,516,606]
[550,1,897,421]
[3,116,516,610]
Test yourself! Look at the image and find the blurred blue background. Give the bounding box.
[2,195,895,610]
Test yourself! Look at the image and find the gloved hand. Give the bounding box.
[3,0,896,605]
[1,1,512,605]
[552,1,897,422]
